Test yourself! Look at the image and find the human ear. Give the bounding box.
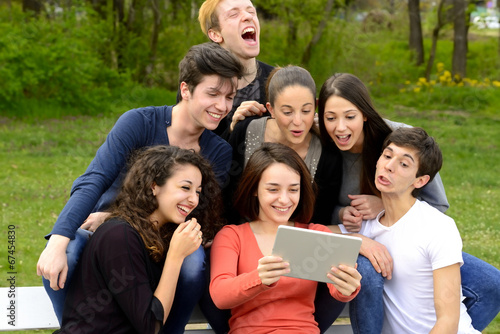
[208,29,223,43]
[266,102,274,118]
[413,175,430,189]
[151,182,159,196]
[180,82,190,100]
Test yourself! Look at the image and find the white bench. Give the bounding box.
[0,286,352,333]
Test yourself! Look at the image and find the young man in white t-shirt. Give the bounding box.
[335,127,480,333]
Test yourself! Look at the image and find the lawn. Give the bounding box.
[0,101,499,332]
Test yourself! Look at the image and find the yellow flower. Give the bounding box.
[437,62,445,72]
[492,81,500,87]
[413,87,421,93]
[405,80,411,85]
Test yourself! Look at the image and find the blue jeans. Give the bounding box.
[314,282,347,333]
[43,229,206,334]
[350,253,500,333]
[160,245,206,334]
[43,228,92,324]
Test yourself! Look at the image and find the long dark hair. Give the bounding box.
[318,73,392,196]
[108,145,224,262]
[233,142,316,224]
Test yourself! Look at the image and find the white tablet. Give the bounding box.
[271,225,362,283]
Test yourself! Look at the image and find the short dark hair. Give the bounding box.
[177,42,244,102]
[233,142,316,224]
[382,127,443,197]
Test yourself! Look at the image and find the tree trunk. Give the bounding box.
[425,0,446,80]
[408,0,424,66]
[301,0,335,65]
[144,0,161,84]
[452,0,467,80]
[22,0,43,15]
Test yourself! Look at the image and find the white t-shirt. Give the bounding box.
[340,200,479,333]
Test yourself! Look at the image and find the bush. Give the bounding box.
[0,5,132,117]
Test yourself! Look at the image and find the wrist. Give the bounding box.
[48,234,71,249]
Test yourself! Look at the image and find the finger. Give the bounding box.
[59,266,68,289]
[367,253,382,274]
[49,271,61,291]
[80,221,91,230]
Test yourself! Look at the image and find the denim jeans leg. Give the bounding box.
[460,252,500,331]
[349,255,385,334]
[161,245,206,334]
[313,282,347,333]
[42,228,92,324]
[198,247,231,334]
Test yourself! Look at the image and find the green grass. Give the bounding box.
[0,96,499,333]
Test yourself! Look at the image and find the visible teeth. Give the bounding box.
[208,112,221,119]
[338,135,349,139]
[178,205,188,213]
[275,207,289,212]
[242,27,255,34]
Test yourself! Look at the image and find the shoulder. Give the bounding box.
[412,201,458,235]
[257,60,274,77]
[213,223,250,246]
[384,118,411,131]
[114,106,169,129]
[91,218,142,248]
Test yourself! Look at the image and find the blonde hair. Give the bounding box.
[198,0,224,36]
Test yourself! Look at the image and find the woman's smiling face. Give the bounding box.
[323,95,366,153]
[256,162,300,225]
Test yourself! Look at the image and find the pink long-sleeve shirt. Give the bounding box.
[210,222,359,334]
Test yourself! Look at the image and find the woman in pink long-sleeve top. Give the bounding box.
[210,143,361,333]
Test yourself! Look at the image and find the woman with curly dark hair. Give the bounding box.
[56,145,224,333]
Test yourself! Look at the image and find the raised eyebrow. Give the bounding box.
[403,153,415,163]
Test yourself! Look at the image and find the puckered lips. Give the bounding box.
[241,27,257,44]
[290,129,305,138]
[376,174,391,187]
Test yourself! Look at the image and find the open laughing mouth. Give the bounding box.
[336,134,351,144]
[207,111,222,120]
[177,205,191,216]
[242,27,256,42]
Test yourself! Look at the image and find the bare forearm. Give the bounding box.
[153,254,184,324]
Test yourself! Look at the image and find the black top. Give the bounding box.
[56,219,164,334]
[226,118,342,225]
[213,60,274,140]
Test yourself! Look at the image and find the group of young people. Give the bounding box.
[37,0,500,333]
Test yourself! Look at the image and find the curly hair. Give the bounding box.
[108,145,224,262]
